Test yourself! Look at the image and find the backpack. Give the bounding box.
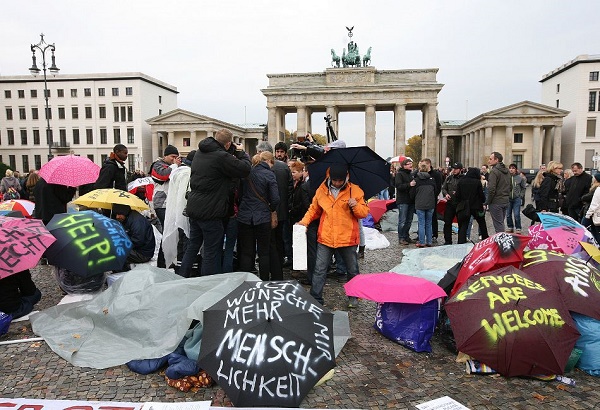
[3,187,20,200]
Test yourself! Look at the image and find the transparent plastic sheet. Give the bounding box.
[55,266,106,294]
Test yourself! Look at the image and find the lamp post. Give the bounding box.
[29,33,59,162]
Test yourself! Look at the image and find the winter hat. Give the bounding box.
[327,140,347,149]
[164,145,179,157]
[452,162,463,169]
[329,163,348,180]
[594,173,600,183]
[112,203,131,217]
[400,158,413,167]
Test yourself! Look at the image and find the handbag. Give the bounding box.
[247,177,278,229]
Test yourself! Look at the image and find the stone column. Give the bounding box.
[441,135,447,165]
[469,132,475,167]
[394,104,406,156]
[167,132,174,148]
[305,107,312,134]
[151,131,159,160]
[473,130,480,167]
[532,126,542,168]
[461,135,466,164]
[505,126,513,163]
[365,104,376,150]
[553,125,562,161]
[542,127,552,164]
[484,127,493,157]
[465,133,471,166]
[190,130,197,150]
[267,107,278,146]
[297,106,307,139]
[424,104,437,161]
[326,106,339,138]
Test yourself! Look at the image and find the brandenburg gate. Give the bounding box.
[261,66,443,158]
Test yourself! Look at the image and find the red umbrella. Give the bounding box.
[0,199,36,218]
[446,266,580,377]
[450,232,531,296]
[521,248,600,320]
[39,155,100,187]
[367,199,396,223]
[344,272,446,303]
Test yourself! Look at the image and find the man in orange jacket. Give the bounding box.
[298,163,369,307]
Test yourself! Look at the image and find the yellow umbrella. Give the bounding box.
[73,188,149,211]
[580,241,600,263]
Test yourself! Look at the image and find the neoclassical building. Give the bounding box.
[439,101,569,169]
[146,109,266,159]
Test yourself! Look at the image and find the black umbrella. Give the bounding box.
[198,280,336,407]
[308,146,390,199]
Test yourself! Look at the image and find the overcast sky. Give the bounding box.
[1,0,598,158]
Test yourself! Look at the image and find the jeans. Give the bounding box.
[237,221,273,280]
[179,218,224,277]
[378,188,389,200]
[222,217,238,273]
[488,203,508,233]
[397,203,415,241]
[506,198,522,230]
[312,243,359,305]
[416,208,434,245]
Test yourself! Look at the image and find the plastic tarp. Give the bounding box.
[572,313,600,376]
[390,243,473,284]
[379,209,398,232]
[363,226,390,250]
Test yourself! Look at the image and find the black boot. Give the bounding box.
[358,246,365,259]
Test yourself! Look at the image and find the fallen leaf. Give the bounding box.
[532,393,546,401]
[30,342,42,348]
[557,384,569,391]
[72,334,81,339]
[103,308,109,315]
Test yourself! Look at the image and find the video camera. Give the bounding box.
[289,134,315,161]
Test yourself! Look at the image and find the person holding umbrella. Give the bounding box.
[298,163,370,307]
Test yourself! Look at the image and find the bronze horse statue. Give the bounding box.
[330,49,341,68]
[362,47,372,67]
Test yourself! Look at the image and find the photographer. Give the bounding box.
[289,133,328,162]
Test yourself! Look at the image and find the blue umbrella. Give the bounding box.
[45,211,132,277]
[308,146,390,199]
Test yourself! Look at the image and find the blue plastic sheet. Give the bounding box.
[0,311,12,336]
[374,299,439,352]
[573,313,600,377]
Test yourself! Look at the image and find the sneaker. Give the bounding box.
[425,244,433,247]
[399,239,409,245]
[347,297,358,308]
[416,243,425,248]
[506,228,514,233]
[515,229,522,234]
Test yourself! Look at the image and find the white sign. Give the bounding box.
[416,396,470,410]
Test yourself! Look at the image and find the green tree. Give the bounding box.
[405,134,422,161]
[312,133,326,146]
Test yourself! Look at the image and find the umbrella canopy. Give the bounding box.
[389,155,406,163]
[0,199,35,218]
[367,199,396,223]
[0,216,56,279]
[450,232,531,296]
[579,241,600,266]
[72,188,149,211]
[127,177,154,201]
[344,272,446,304]
[308,146,390,199]
[445,266,580,377]
[198,280,336,407]
[528,212,597,255]
[39,154,101,187]
[521,248,600,320]
[45,211,132,277]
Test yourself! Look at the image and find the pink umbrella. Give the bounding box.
[0,216,56,279]
[39,155,101,187]
[0,199,36,218]
[367,199,396,223]
[528,212,597,255]
[344,272,447,304]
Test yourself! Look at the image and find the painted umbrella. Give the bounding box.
[0,216,56,279]
[72,188,149,211]
[39,154,101,187]
[446,266,580,377]
[44,211,132,277]
[528,212,598,255]
[0,199,36,218]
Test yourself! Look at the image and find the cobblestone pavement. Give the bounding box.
[2,228,600,409]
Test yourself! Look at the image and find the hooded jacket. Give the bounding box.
[299,176,369,248]
[95,154,127,191]
[186,137,251,221]
[455,167,486,213]
[486,162,510,205]
[412,171,436,210]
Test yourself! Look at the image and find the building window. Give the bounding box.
[45,107,52,120]
[4,90,11,98]
[513,154,523,170]
[183,138,190,147]
[114,106,119,122]
[113,128,121,144]
[59,129,67,147]
[128,154,135,171]
[58,107,65,119]
[556,84,560,93]
[85,106,92,119]
[44,89,51,98]
[127,128,134,144]
[126,87,133,96]
[84,88,91,97]
[18,90,25,98]
[101,154,108,164]
[98,88,105,97]
[159,109,162,115]
[57,89,64,98]
[72,128,80,145]
[22,156,29,173]
[556,99,560,108]
[590,72,599,81]
[127,106,133,121]
[112,88,119,96]
[120,106,126,122]
[70,89,77,97]
[33,129,40,145]
[5,108,13,120]
[7,129,14,145]
[158,95,162,104]
[86,129,93,144]
[19,107,26,120]
[72,106,79,119]
[9,155,16,170]
[20,129,27,145]
[100,128,107,144]
[32,107,39,120]
[513,133,523,143]
[34,155,41,170]
[587,119,596,137]
[30,89,37,98]
[87,154,94,162]
[99,106,106,119]
[590,91,597,111]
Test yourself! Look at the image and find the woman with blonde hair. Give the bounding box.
[1,169,21,200]
[538,161,564,212]
[236,151,280,280]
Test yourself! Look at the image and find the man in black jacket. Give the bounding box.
[422,158,443,243]
[95,144,128,191]
[179,129,251,277]
[441,162,463,245]
[395,158,415,245]
[564,162,592,220]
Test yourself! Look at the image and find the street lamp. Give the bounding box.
[29,33,59,162]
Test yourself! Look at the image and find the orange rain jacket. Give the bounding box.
[299,179,369,248]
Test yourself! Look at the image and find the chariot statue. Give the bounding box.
[329,26,372,68]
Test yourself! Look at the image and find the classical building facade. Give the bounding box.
[261,67,443,159]
[0,72,177,172]
[439,101,568,169]
[146,109,266,159]
[541,54,600,168]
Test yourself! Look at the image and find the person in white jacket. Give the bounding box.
[583,173,600,243]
